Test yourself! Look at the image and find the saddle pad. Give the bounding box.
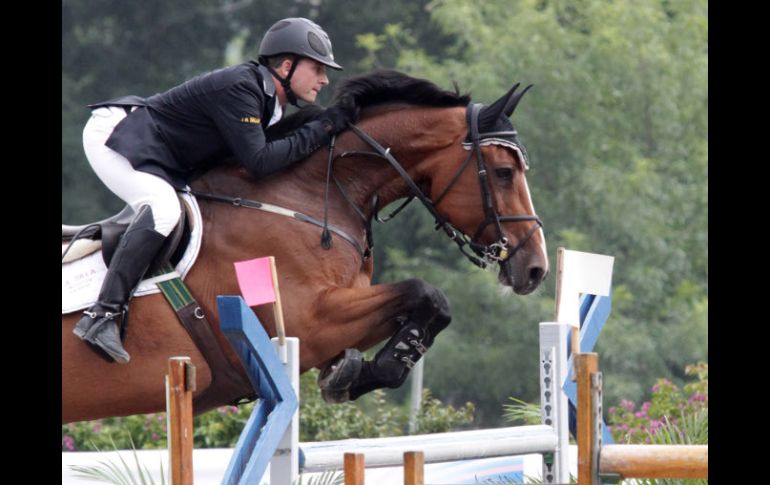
[61,192,203,314]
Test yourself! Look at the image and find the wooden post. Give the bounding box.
[344,452,365,485]
[268,256,289,363]
[404,451,424,485]
[268,256,286,346]
[576,353,598,485]
[167,357,196,485]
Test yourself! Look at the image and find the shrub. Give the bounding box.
[607,362,707,444]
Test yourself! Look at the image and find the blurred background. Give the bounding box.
[62,0,707,429]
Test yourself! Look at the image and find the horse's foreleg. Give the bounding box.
[311,278,451,402]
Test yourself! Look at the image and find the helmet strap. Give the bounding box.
[263,55,302,107]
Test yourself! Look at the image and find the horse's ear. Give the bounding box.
[503,84,533,117]
[479,83,520,129]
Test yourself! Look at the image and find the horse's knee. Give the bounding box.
[399,278,451,324]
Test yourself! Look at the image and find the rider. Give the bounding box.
[73,17,356,364]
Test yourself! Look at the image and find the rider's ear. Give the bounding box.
[280,58,294,75]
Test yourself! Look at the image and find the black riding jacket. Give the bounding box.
[92,61,330,189]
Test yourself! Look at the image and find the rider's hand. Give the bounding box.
[319,103,359,134]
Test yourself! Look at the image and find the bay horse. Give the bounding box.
[62,70,548,423]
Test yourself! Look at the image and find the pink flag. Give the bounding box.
[234,257,277,307]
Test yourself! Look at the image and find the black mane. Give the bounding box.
[267,70,470,140]
[331,69,470,111]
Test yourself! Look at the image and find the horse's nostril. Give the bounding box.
[529,266,545,284]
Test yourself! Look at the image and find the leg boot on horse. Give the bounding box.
[317,280,451,402]
[73,205,167,363]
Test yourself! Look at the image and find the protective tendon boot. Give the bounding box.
[73,205,167,363]
[347,317,433,401]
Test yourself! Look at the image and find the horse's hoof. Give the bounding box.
[321,388,350,404]
[318,348,363,391]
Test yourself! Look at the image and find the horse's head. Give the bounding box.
[426,84,548,294]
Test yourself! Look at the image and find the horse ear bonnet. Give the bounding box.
[478,83,533,133]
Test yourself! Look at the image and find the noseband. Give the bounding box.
[330,103,543,270]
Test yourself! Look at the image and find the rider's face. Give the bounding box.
[288,58,329,103]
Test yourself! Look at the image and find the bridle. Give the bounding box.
[324,102,543,270]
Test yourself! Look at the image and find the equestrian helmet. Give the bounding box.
[259,17,342,70]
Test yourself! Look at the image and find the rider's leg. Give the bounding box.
[73,107,181,363]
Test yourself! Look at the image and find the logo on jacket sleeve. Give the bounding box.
[240,116,261,124]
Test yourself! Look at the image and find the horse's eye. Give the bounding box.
[495,167,514,182]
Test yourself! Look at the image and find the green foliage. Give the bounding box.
[68,435,166,484]
[300,370,474,441]
[502,397,541,426]
[193,404,254,447]
[63,414,168,451]
[607,362,707,444]
[414,389,475,434]
[369,0,707,424]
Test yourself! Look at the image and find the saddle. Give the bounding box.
[62,201,190,273]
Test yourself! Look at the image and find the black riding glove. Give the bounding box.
[319,106,357,134]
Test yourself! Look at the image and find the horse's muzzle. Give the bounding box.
[498,256,547,295]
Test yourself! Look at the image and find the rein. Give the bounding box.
[185,188,370,259]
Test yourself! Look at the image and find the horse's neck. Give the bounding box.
[328,106,466,214]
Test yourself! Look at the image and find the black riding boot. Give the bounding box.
[73,205,167,363]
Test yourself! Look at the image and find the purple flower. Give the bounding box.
[151,433,160,441]
[641,401,651,412]
[92,423,102,433]
[620,399,635,411]
[62,436,75,451]
[689,393,707,402]
[608,406,617,414]
[634,411,646,418]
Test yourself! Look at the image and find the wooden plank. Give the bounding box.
[344,453,365,485]
[600,445,708,479]
[167,357,195,485]
[404,451,424,485]
[576,353,598,485]
[268,256,286,347]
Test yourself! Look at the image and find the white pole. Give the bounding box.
[300,425,558,471]
[270,337,300,485]
[539,322,571,484]
[408,358,424,433]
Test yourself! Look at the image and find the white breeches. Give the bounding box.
[82,107,181,237]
